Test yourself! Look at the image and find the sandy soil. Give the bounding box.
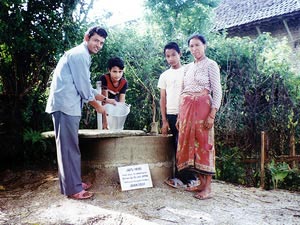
[0,169,300,225]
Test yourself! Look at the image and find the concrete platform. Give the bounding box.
[42,129,174,185]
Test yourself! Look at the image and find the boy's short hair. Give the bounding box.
[164,42,181,55]
[86,26,108,39]
[187,34,206,45]
[108,57,124,70]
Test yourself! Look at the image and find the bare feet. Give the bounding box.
[193,175,212,199]
[185,181,205,192]
[194,190,213,200]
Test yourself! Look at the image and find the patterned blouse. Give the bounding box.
[182,57,222,110]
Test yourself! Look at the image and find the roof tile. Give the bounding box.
[213,0,300,31]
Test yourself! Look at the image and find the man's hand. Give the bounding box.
[175,120,180,130]
[89,100,106,114]
[95,94,117,105]
[95,104,106,114]
[106,98,117,105]
[161,120,169,136]
[102,113,108,129]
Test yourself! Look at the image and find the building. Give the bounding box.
[213,0,300,49]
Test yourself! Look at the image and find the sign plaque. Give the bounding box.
[118,164,153,191]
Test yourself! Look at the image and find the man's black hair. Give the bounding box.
[164,42,181,55]
[86,26,108,38]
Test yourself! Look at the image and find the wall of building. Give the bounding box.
[227,16,300,49]
[225,15,300,72]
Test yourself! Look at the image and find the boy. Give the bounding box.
[99,57,127,102]
[99,57,128,129]
[158,42,196,188]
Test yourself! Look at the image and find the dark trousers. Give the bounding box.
[52,111,83,196]
[167,114,195,183]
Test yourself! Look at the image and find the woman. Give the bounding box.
[176,34,222,200]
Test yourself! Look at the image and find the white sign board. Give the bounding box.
[118,164,153,191]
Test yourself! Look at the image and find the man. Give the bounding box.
[158,42,196,189]
[46,26,116,200]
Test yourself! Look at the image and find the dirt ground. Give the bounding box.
[0,169,300,225]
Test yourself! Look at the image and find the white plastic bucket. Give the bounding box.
[104,102,130,130]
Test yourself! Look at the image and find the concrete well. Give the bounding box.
[42,129,174,186]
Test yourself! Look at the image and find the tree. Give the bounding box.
[88,25,164,131]
[0,0,92,167]
[208,33,300,186]
[144,0,220,42]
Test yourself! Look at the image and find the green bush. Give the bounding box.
[23,128,56,168]
[210,34,300,187]
[215,145,246,184]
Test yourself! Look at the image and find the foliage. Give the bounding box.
[267,160,291,189]
[23,128,56,168]
[0,0,92,165]
[208,33,300,186]
[85,25,165,131]
[23,128,45,145]
[0,0,224,167]
[0,0,82,96]
[215,145,246,184]
[1,0,300,193]
[144,0,220,41]
[281,168,300,192]
[213,34,300,188]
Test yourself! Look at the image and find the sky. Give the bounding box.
[89,0,145,26]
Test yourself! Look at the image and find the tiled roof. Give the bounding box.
[213,0,300,31]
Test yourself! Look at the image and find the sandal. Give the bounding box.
[164,178,187,189]
[185,179,201,192]
[68,190,93,200]
[82,182,92,190]
[185,185,201,192]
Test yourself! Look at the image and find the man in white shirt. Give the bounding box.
[158,42,196,188]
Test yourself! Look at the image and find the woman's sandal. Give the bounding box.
[82,182,92,190]
[68,190,93,200]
